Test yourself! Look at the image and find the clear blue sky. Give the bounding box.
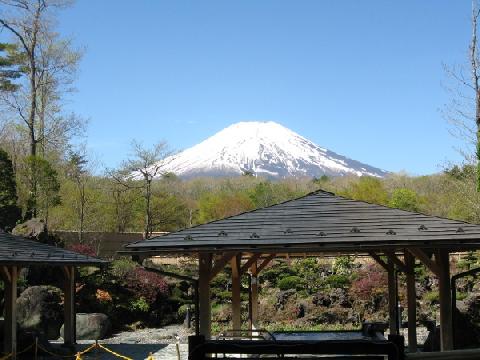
[57,1,472,175]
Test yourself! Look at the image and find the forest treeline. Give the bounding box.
[0,0,480,243]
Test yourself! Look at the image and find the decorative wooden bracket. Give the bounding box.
[210,252,237,280]
[407,248,440,276]
[369,252,389,271]
[240,254,261,275]
[257,254,276,274]
[384,250,408,272]
[0,266,12,282]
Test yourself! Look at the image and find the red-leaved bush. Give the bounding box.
[350,264,387,301]
[67,243,97,257]
[125,268,169,304]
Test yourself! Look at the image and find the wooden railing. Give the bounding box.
[407,348,480,360]
[188,335,401,360]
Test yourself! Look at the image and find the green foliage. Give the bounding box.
[198,191,254,223]
[324,274,351,289]
[110,258,138,279]
[332,256,355,275]
[0,149,21,230]
[260,261,296,287]
[21,155,61,219]
[341,177,388,205]
[389,188,420,212]
[278,276,303,291]
[424,291,439,303]
[0,43,22,92]
[129,297,150,312]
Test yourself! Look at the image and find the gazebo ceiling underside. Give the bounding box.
[0,231,106,266]
[124,190,480,255]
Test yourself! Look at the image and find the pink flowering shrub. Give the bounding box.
[67,243,96,257]
[125,268,169,304]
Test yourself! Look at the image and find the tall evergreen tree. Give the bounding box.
[0,148,21,231]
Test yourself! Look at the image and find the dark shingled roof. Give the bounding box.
[123,190,480,255]
[0,230,107,266]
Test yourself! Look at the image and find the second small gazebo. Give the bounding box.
[124,190,480,354]
[0,230,107,359]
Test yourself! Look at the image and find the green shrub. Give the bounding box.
[424,291,439,303]
[129,297,150,312]
[178,303,191,318]
[111,258,137,279]
[278,276,303,291]
[325,274,351,289]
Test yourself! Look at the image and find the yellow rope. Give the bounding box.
[146,352,155,360]
[0,341,35,360]
[97,343,133,360]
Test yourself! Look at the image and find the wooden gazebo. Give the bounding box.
[124,190,480,354]
[0,230,106,359]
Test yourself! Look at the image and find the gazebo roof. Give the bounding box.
[0,230,106,266]
[124,190,480,255]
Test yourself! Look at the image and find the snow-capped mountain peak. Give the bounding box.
[156,121,388,179]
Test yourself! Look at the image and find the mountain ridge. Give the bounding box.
[155,121,388,179]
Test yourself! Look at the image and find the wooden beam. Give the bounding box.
[240,254,261,275]
[63,266,76,346]
[210,252,236,280]
[408,248,440,276]
[0,266,11,282]
[231,253,242,331]
[198,253,213,338]
[257,254,276,274]
[3,266,18,359]
[437,249,453,351]
[385,251,408,272]
[369,252,389,271]
[387,261,398,336]
[405,251,417,352]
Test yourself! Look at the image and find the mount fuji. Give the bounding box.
[156,121,388,179]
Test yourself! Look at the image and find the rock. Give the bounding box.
[61,313,111,340]
[296,303,305,318]
[461,293,480,323]
[276,289,296,310]
[423,308,480,351]
[16,286,63,340]
[312,292,331,307]
[12,218,49,243]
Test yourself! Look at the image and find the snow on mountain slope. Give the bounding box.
[156,121,388,179]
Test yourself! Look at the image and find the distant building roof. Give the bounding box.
[123,190,480,255]
[0,230,107,266]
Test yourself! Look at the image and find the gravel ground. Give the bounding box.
[45,325,192,360]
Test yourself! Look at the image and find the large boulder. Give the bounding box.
[61,313,111,340]
[423,308,480,351]
[16,286,63,340]
[12,218,49,243]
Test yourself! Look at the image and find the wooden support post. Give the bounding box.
[63,266,76,346]
[2,266,18,359]
[437,249,453,351]
[231,253,242,331]
[198,253,213,339]
[387,260,398,336]
[385,251,407,273]
[405,251,417,352]
[249,261,259,331]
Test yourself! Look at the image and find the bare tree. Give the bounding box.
[0,0,83,216]
[110,141,171,238]
[444,1,480,190]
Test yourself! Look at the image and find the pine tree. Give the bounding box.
[0,149,21,231]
